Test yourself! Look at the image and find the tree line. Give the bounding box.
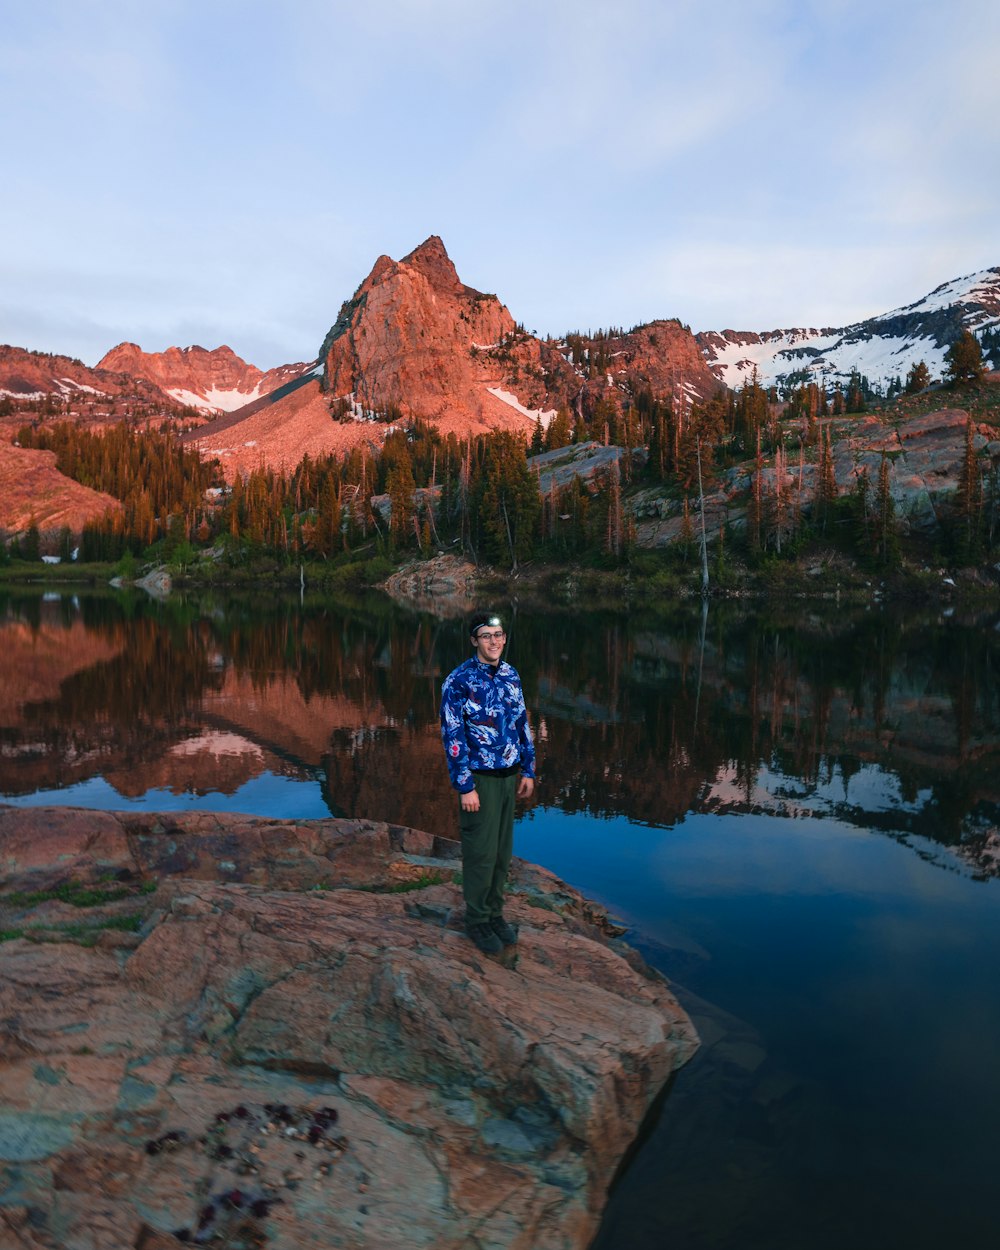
[5,327,996,575]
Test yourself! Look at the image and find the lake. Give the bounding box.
[2,584,999,1248]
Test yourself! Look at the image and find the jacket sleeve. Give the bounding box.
[440,671,475,793]
[512,675,536,778]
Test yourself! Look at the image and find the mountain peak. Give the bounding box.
[400,235,463,296]
[402,234,450,266]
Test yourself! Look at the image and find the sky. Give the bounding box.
[2,0,998,370]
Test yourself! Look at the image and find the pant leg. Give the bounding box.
[459,777,501,925]
[485,774,516,919]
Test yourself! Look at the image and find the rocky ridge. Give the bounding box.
[185,237,721,478]
[0,345,170,409]
[696,266,1000,391]
[0,805,698,1250]
[98,344,315,416]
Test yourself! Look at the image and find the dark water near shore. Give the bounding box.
[2,585,999,1248]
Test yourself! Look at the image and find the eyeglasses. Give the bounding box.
[476,630,506,641]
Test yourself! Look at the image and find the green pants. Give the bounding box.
[459,772,516,925]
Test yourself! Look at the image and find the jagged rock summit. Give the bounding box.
[319,234,543,435]
[0,805,698,1250]
[186,234,721,476]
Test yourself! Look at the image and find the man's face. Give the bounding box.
[472,623,506,666]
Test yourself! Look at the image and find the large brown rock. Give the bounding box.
[320,236,534,438]
[0,806,697,1250]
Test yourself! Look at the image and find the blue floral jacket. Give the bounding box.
[440,657,536,793]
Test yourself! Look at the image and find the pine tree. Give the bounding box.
[904,360,930,393]
[748,431,764,553]
[766,444,791,554]
[22,519,42,562]
[845,370,867,413]
[605,459,624,558]
[955,413,983,559]
[945,331,984,385]
[850,466,872,555]
[874,454,900,568]
[386,453,416,550]
[544,407,573,451]
[815,425,838,535]
[591,394,618,447]
[735,367,768,447]
[679,496,694,556]
[475,432,541,568]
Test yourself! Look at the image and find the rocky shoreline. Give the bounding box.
[0,806,698,1249]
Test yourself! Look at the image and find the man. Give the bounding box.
[440,612,535,954]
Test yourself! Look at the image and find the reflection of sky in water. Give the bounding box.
[2,773,332,820]
[522,803,1000,1250]
[4,592,1000,1249]
[709,759,934,817]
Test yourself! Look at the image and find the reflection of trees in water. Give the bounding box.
[215,607,445,728]
[1,593,998,844]
[323,725,455,837]
[510,605,1000,841]
[0,604,219,794]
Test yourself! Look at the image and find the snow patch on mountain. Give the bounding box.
[486,386,558,429]
[876,268,1000,325]
[167,384,265,413]
[698,265,1000,392]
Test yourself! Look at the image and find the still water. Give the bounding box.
[2,585,999,1248]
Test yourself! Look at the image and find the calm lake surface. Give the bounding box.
[2,584,999,1249]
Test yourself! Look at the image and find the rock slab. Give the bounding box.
[0,806,698,1250]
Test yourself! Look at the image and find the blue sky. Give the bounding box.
[2,0,998,369]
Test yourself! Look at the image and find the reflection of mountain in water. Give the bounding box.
[0,591,997,857]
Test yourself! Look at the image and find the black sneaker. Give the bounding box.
[466,922,503,954]
[489,915,518,946]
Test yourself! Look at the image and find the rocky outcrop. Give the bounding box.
[530,442,634,496]
[98,344,314,416]
[380,553,479,616]
[0,806,697,1250]
[554,320,720,415]
[319,236,543,439]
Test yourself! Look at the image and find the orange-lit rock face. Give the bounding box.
[322,236,526,434]
[321,236,722,440]
[186,376,375,480]
[98,342,313,414]
[172,236,724,475]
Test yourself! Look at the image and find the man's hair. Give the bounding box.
[469,612,503,641]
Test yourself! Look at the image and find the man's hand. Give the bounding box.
[517,776,535,800]
[460,789,480,812]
